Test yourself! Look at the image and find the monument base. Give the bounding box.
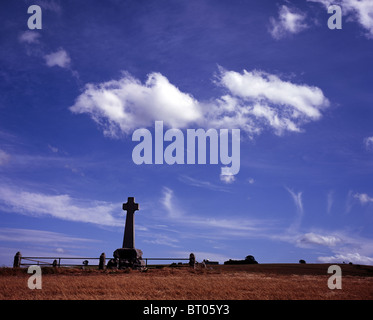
[112,248,145,269]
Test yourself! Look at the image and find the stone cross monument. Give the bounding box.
[122,197,139,249]
[112,196,145,269]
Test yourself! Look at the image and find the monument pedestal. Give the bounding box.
[113,248,145,269]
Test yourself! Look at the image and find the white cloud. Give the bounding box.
[44,48,71,68]
[276,228,373,264]
[70,68,329,138]
[0,149,10,166]
[220,172,236,184]
[70,72,202,137]
[297,232,342,247]
[269,5,308,39]
[19,29,78,77]
[345,0,373,37]
[19,30,41,44]
[309,0,373,37]
[354,192,373,205]
[218,69,327,120]
[364,136,373,150]
[0,185,122,226]
[213,68,329,135]
[317,252,373,265]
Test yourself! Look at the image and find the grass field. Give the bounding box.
[1,264,372,300]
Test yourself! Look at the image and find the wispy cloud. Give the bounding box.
[156,188,373,264]
[160,187,184,218]
[0,185,122,226]
[364,136,373,151]
[286,188,304,214]
[143,234,180,248]
[0,227,99,245]
[345,190,354,213]
[19,30,41,44]
[178,175,230,192]
[159,186,271,237]
[0,149,10,166]
[48,144,59,153]
[327,190,334,214]
[285,187,304,232]
[161,187,173,213]
[34,0,62,14]
[0,227,101,264]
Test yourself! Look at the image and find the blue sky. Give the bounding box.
[0,0,373,266]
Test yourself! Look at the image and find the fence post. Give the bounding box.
[13,251,22,268]
[99,252,106,270]
[189,253,195,267]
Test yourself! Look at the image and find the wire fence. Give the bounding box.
[18,256,190,268]
[20,256,104,268]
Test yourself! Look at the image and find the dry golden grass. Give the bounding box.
[1,264,372,300]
